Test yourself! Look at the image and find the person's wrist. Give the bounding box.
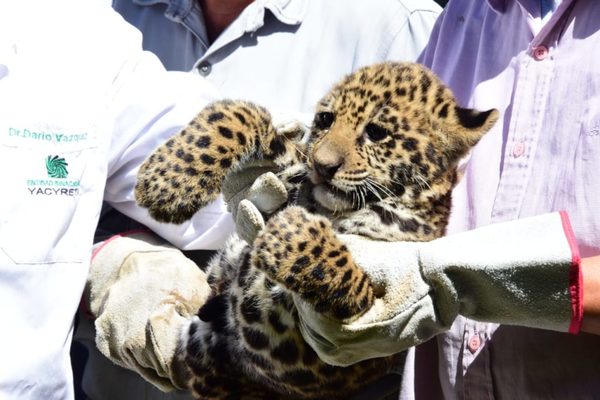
[582,255,600,335]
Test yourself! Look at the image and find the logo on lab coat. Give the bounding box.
[46,155,68,179]
[25,156,80,196]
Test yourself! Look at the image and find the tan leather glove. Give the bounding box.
[221,110,311,243]
[222,169,288,243]
[86,232,211,391]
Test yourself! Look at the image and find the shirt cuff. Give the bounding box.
[559,210,583,334]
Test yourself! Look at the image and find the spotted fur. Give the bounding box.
[135,62,498,399]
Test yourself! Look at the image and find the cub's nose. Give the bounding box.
[313,160,342,181]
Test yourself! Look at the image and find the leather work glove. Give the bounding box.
[222,169,288,243]
[85,232,211,391]
[247,209,582,367]
[221,110,311,243]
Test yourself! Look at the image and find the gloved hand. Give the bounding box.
[290,212,582,366]
[222,169,288,243]
[85,232,211,391]
[221,109,311,243]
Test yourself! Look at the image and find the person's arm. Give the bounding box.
[582,255,600,334]
[81,17,229,391]
[101,25,234,251]
[102,53,312,251]
[235,203,583,367]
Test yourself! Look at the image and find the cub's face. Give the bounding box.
[306,62,498,212]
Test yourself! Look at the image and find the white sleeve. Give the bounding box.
[104,47,234,250]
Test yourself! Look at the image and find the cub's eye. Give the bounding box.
[365,123,390,142]
[314,112,335,130]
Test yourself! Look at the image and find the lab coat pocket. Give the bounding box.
[0,140,102,264]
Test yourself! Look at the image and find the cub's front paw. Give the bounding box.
[135,100,275,224]
[251,206,374,320]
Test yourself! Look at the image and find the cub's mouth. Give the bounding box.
[309,169,383,212]
[312,182,355,212]
[308,170,390,212]
[307,168,351,211]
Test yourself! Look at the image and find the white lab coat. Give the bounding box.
[0,1,232,398]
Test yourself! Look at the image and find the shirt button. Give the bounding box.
[532,45,549,61]
[512,142,526,158]
[468,334,481,354]
[198,62,212,76]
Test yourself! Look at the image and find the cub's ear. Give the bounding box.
[448,106,499,161]
[455,106,499,132]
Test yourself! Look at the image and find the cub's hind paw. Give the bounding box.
[251,206,374,320]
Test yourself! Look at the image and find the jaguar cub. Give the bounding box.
[135,62,498,399]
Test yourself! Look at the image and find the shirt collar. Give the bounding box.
[132,0,193,20]
[262,0,307,26]
[131,0,307,26]
[487,0,507,13]
[487,0,568,14]
[239,0,307,34]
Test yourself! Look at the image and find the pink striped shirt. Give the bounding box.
[402,1,600,399]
